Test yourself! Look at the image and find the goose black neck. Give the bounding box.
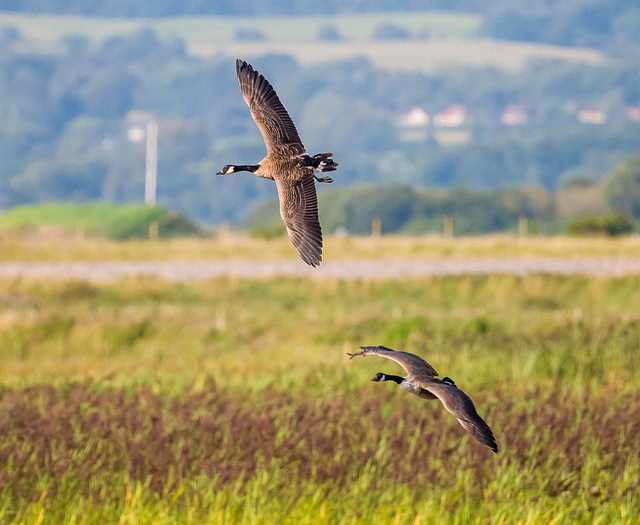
[233,164,259,173]
[384,374,404,384]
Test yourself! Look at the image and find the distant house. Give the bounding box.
[397,107,430,128]
[434,105,466,127]
[501,104,528,126]
[625,106,640,121]
[578,109,606,125]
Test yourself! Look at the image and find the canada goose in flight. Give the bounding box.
[348,346,498,453]
[217,59,338,267]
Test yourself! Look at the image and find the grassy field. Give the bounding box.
[2,233,640,262]
[0,11,604,71]
[1,268,639,522]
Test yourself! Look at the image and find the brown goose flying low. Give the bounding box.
[348,346,498,453]
[217,59,338,267]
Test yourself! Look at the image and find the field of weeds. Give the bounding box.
[1,274,639,523]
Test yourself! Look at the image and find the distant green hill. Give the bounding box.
[0,202,202,240]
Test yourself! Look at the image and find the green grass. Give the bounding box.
[0,202,201,240]
[1,274,639,522]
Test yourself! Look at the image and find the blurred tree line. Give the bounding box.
[1,27,640,225]
[2,0,639,50]
[248,156,640,235]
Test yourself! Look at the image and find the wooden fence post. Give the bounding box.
[149,221,159,241]
[443,216,453,238]
[75,224,85,242]
[371,217,382,237]
[518,216,528,236]
[218,221,230,240]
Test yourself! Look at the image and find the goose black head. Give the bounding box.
[371,373,386,382]
[217,165,234,175]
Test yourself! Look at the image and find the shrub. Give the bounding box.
[566,212,634,236]
[604,156,640,219]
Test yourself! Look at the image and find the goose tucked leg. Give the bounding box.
[314,175,333,183]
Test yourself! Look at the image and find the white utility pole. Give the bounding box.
[144,118,158,206]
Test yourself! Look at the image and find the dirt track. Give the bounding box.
[1,258,640,282]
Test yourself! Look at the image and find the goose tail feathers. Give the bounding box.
[312,153,338,172]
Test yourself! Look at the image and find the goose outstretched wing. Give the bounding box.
[236,59,305,156]
[425,381,498,453]
[275,177,323,267]
[347,346,438,379]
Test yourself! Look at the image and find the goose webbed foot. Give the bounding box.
[314,175,333,183]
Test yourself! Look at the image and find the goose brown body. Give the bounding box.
[348,345,498,453]
[217,60,338,267]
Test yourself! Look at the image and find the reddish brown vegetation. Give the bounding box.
[0,382,638,503]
